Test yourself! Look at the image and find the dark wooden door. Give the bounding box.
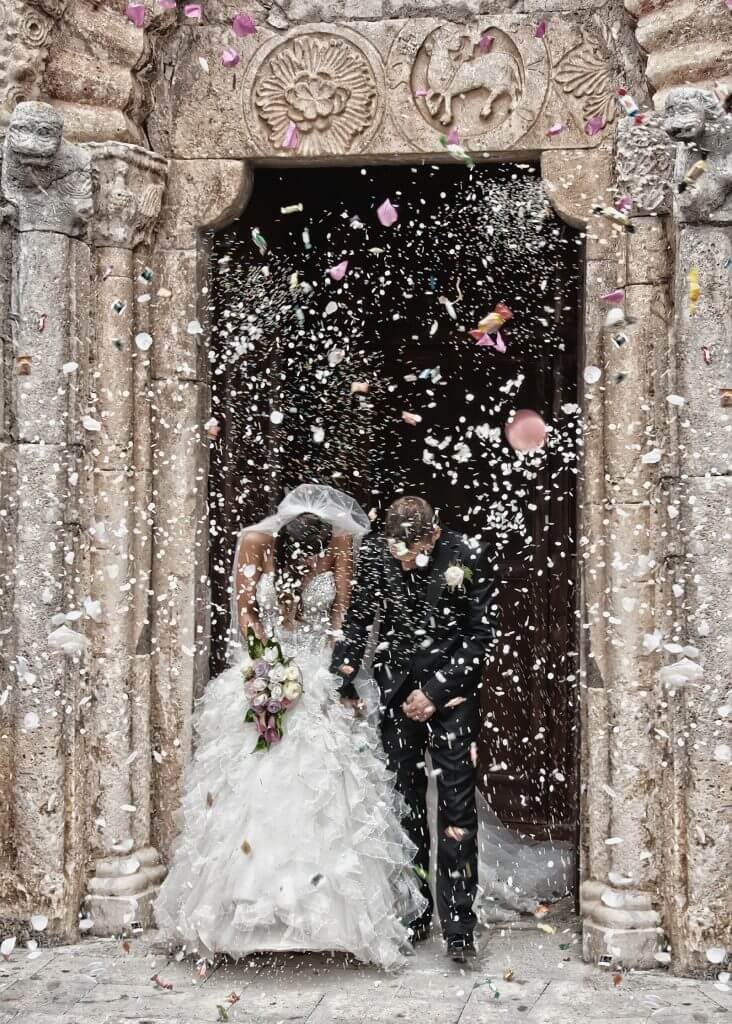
[208,162,580,842]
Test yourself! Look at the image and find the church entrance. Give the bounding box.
[207,163,581,851]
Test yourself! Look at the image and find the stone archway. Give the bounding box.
[1,10,729,976]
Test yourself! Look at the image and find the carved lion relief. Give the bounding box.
[247,31,383,157]
[387,21,549,152]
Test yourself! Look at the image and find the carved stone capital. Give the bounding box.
[616,115,674,216]
[0,100,92,236]
[661,87,732,224]
[86,142,169,249]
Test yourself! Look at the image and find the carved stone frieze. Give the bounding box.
[247,29,382,157]
[86,142,169,249]
[553,29,616,130]
[0,0,64,131]
[1,101,92,236]
[387,20,549,152]
[662,87,732,224]
[616,115,674,216]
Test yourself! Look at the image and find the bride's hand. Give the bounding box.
[340,697,364,718]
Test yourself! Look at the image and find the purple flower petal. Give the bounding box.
[478,33,494,52]
[282,121,300,151]
[126,3,145,27]
[614,195,633,214]
[377,198,398,227]
[414,88,428,98]
[600,288,625,303]
[158,0,176,8]
[534,19,547,37]
[446,127,460,145]
[222,47,240,67]
[183,3,202,17]
[328,260,349,281]
[232,11,256,36]
[584,115,604,136]
[546,123,563,137]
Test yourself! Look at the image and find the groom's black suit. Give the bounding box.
[330,530,496,939]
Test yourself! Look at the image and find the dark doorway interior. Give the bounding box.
[208,163,581,844]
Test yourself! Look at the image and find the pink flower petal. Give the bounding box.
[600,288,625,303]
[328,260,349,282]
[493,330,507,353]
[126,3,145,27]
[158,0,176,8]
[446,127,460,145]
[282,121,300,151]
[546,123,563,137]
[534,19,547,37]
[474,333,492,347]
[377,198,398,227]
[584,115,604,136]
[221,47,240,68]
[231,11,256,36]
[414,88,429,98]
[183,3,202,17]
[614,195,633,213]
[478,33,494,52]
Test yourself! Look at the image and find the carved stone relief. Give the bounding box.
[616,115,674,216]
[553,29,616,129]
[662,87,732,224]
[387,20,549,152]
[246,29,383,157]
[0,0,60,131]
[1,101,92,236]
[87,142,168,249]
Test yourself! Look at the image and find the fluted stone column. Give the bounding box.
[82,141,168,935]
[0,101,93,936]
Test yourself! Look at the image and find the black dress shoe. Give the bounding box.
[446,935,477,963]
[408,920,432,944]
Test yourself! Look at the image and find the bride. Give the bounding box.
[154,484,426,969]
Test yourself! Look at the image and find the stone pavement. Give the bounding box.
[0,917,729,1024]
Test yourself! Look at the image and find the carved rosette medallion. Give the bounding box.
[553,30,616,130]
[616,116,673,215]
[386,21,549,152]
[244,29,385,157]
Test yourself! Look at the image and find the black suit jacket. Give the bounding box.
[330,529,496,710]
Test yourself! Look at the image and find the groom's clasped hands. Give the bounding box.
[338,663,436,722]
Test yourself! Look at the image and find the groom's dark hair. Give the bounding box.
[385,496,436,546]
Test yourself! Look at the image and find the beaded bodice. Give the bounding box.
[256,571,336,656]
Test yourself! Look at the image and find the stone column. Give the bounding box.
[656,89,732,973]
[149,159,251,862]
[82,141,168,934]
[0,101,93,937]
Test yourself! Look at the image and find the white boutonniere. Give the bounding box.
[444,563,473,591]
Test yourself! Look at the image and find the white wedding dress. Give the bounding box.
[154,570,426,970]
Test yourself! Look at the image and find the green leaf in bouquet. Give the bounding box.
[253,736,268,753]
[246,625,264,659]
[244,709,255,723]
[463,565,474,584]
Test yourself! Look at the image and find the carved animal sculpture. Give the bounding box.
[422,27,523,127]
[663,87,732,222]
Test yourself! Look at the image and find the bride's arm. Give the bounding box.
[235,532,269,642]
[330,533,353,637]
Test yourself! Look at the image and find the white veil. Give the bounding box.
[227,484,371,657]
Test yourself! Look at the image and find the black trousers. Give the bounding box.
[380,695,479,938]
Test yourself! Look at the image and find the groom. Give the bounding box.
[331,496,495,962]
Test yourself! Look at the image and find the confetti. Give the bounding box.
[222,47,240,68]
[231,11,256,36]
[534,19,547,37]
[376,198,398,227]
[126,3,144,27]
[251,227,267,254]
[281,203,304,215]
[591,203,635,233]
[584,115,604,136]
[478,33,494,52]
[600,288,624,303]
[328,260,349,281]
[282,121,300,151]
[150,974,173,990]
[678,159,707,193]
[505,410,547,452]
[183,3,202,17]
[687,266,700,315]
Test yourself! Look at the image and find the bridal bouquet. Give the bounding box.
[241,627,303,751]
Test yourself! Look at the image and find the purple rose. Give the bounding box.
[267,699,283,714]
[253,659,269,677]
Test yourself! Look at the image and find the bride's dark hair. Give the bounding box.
[273,513,333,622]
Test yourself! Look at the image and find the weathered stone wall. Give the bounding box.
[0,0,729,977]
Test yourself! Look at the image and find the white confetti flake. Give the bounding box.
[23,712,40,731]
[713,744,731,764]
[30,915,48,932]
[62,361,78,374]
[583,365,601,384]
[82,415,101,432]
[269,410,284,425]
[641,448,662,464]
[134,332,153,351]
[1,937,16,959]
[666,394,685,406]
[47,625,88,657]
[186,320,203,335]
[706,947,727,964]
